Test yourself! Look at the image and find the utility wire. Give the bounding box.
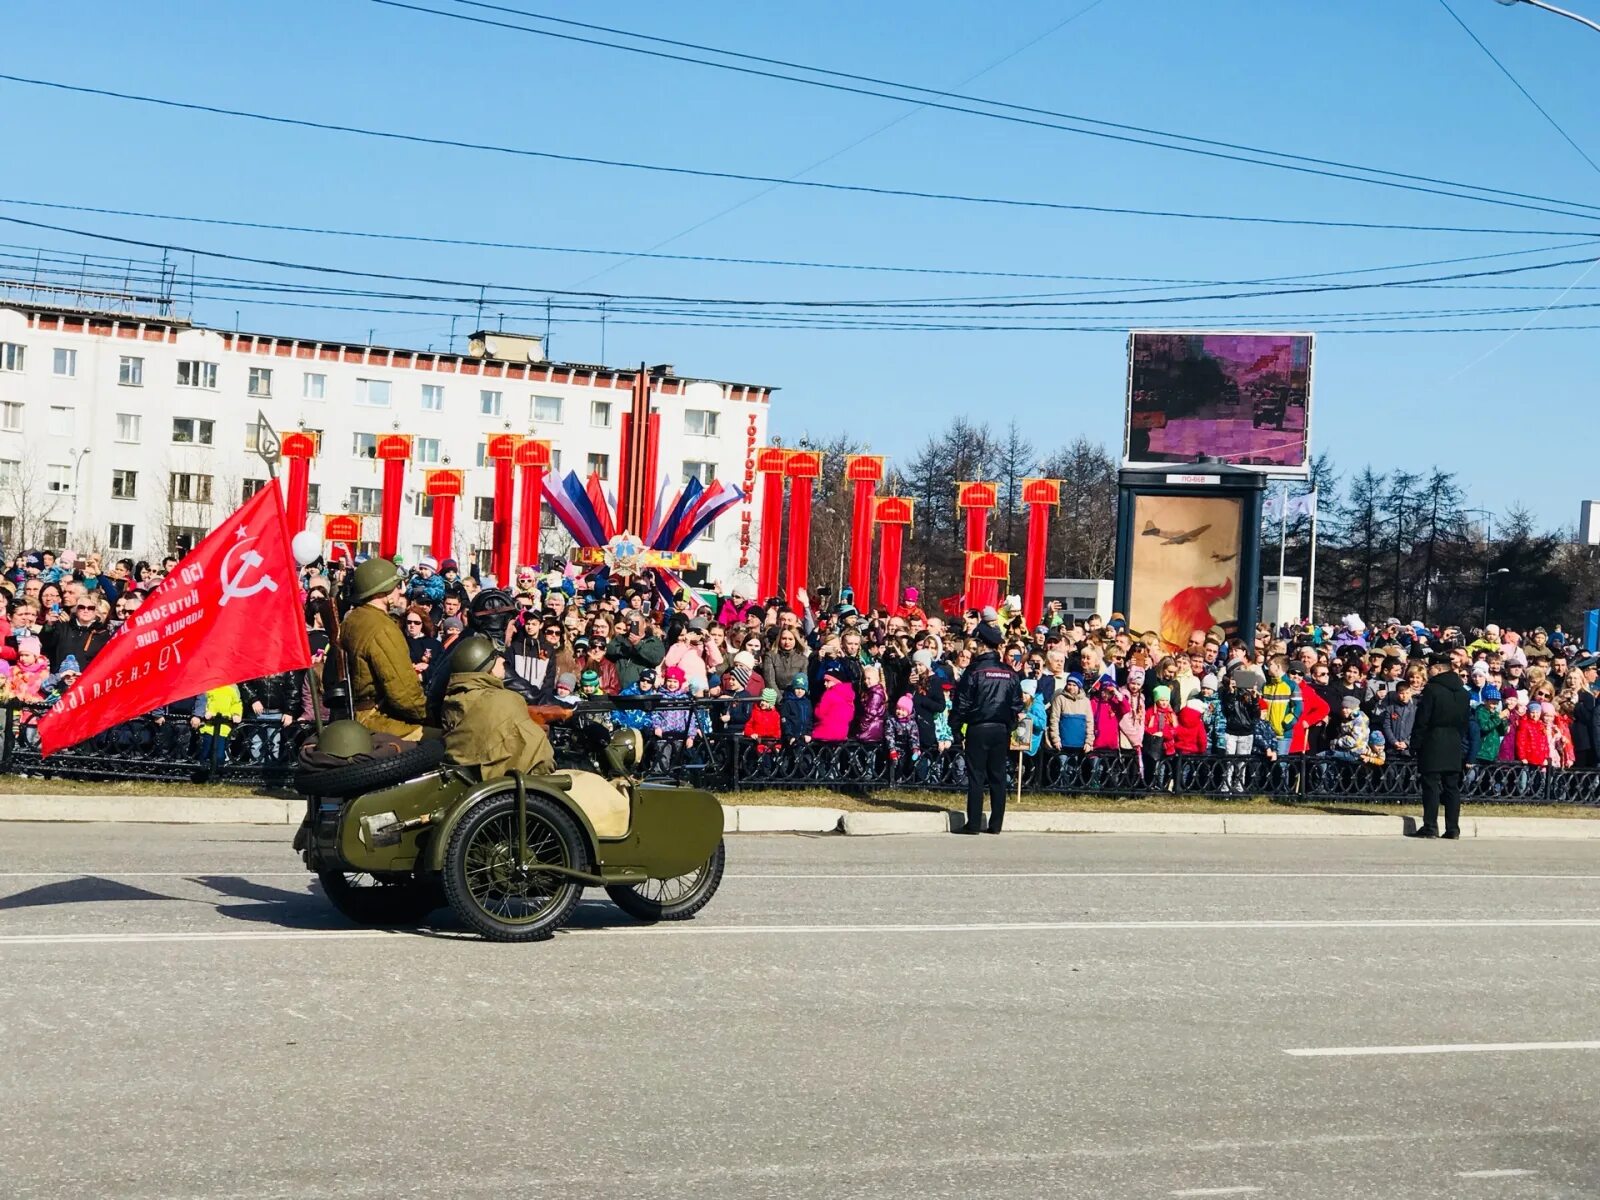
[375,0,1600,220]
[4,69,1600,234]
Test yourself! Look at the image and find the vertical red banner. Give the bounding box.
[784,450,822,608]
[375,434,412,560]
[486,434,519,584]
[280,431,317,536]
[873,496,913,616]
[515,439,551,573]
[1020,479,1061,630]
[843,455,883,611]
[424,469,463,562]
[958,481,999,610]
[755,448,788,603]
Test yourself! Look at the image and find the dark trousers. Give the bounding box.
[1421,770,1462,836]
[965,722,1010,832]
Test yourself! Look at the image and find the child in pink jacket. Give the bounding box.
[811,670,856,742]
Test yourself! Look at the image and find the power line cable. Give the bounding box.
[377,0,1600,220]
[4,69,1600,235]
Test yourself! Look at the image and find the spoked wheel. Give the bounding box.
[442,792,589,942]
[315,868,441,926]
[606,839,726,922]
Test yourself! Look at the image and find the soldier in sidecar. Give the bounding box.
[294,637,725,943]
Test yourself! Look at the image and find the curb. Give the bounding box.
[3,796,1599,840]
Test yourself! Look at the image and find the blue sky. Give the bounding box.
[2,0,1596,524]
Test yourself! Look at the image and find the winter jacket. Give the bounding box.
[1261,678,1301,739]
[912,685,945,750]
[779,693,814,740]
[1474,704,1507,761]
[404,572,445,610]
[1376,695,1417,753]
[606,633,666,690]
[1046,689,1094,752]
[1143,705,1178,756]
[1413,671,1471,774]
[1331,710,1370,756]
[239,673,301,717]
[1515,718,1553,766]
[743,704,782,741]
[613,683,655,731]
[761,647,812,697]
[1221,682,1260,737]
[42,620,112,673]
[1290,684,1330,755]
[1021,692,1048,756]
[886,714,921,759]
[812,681,855,741]
[950,651,1024,729]
[1089,685,1128,753]
[1174,706,1210,755]
[857,684,888,742]
[716,597,756,626]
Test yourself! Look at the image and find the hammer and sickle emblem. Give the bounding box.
[219,538,280,607]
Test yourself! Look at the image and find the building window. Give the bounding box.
[356,378,391,407]
[118,356,143,386]
[473,496,495,522]
[532,395,562,423]
[549,448,562,473]
[52,348,76,378]
[303,372,326,400]
[242,478,269,500]
[306,483,321,513]
[169,473,214,504]
[108,523,135,552]
[414,494,435,518]
[474,442,488,467]
[347,487,383,514]
[682,460,716,485]
[47,463,71,494]
[684,409,719,437]
[590,400,612,428]
[47,406,73,437]
[421,384,444,411]
[0,343,23,373]
[115,412,142,443]
[176,360,218,389]
[700,519,716,543]
[42,520,68,548]
[244,422,264,452]
[586,452,610,480]
[111,469,138,499]
[415,437,441,464]
[172,417,215,445]
[168,525,208,555]
[0,402,21,432]
[352,432,378,459]
[0,458,17,486]
[480,389,503,417]
[247,367,273,397]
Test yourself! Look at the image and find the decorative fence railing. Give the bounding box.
[6,700,1598,806]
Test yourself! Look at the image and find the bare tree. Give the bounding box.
[0,452,68,552]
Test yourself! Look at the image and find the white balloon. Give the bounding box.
[291,529,323,566]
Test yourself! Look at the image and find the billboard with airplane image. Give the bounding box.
[1124,331,1313,475]
[1126,493,1244,652]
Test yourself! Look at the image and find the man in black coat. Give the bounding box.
[1408,647,1471,839]
[951,619,1024,835]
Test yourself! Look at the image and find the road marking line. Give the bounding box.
[1287,1041,1600,1057]
[1173,1189,1264,1197]
[1457,1169,1538,1178]
[6,917,1600,947]
[7,871,1600,882]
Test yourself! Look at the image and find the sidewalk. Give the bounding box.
[2,794,1598,839]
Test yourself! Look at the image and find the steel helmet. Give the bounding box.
[350,556,403,604]
[315,719,374,759]
[449,634,500,675]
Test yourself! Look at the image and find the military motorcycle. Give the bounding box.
[293,721,725,942]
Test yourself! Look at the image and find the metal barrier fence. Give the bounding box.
[6,700,1598,805]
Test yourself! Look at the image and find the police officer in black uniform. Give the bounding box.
[952,617,1025,834]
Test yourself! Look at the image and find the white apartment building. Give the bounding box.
[0,303,774,582]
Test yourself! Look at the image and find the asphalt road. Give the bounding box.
[2,825,1599,1199]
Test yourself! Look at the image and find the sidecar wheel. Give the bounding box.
[316,869,440,926]
[442,791,589,942]
[606,839,726,922]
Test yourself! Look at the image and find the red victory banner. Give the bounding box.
[754,448,789,604]
[485,434,520,584]
[38,485,311,756]
[374,434,412,560]
[873,495,914,617]
[843,454,884,611]
[957,481,1000,609]
[965,551,1012,611]
[323,513,363,543]
[424,470,464,561]
[279,430,318,537]
[1020,478,1061,630]
[783,449,823,607]
[514,438,552,575]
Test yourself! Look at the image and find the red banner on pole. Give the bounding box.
[957,480,998,609]
[754,448,788,603]
[844,455,883,610]
[1020,478,1061,630]
[37,485,311,756]
[514,438,551,573]
[486,434,518,583]
[375,434,411,560]
[424,470,463,562]
[783,450,822,607]
[280,431,317,536]
[873,496,914,615]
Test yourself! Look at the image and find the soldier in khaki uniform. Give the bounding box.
[440,635,556,780]
[340,557,430,740]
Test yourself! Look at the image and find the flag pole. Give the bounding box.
[1306,490,1319,624]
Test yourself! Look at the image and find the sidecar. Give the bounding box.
[293,727,725,942]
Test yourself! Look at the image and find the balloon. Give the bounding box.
[291,529,323,567]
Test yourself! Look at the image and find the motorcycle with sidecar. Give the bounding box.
[293,722,725,942]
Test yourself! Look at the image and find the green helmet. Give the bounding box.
[450,634,500,675]
[350,556,403,604]
[316,719,374,759]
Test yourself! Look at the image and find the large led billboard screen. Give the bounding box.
[1124,332,1313,474]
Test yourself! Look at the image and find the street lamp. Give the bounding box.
[1484,566,1511,626]
[1495,0,1600,35]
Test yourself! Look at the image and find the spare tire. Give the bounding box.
[294,738,447,798]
